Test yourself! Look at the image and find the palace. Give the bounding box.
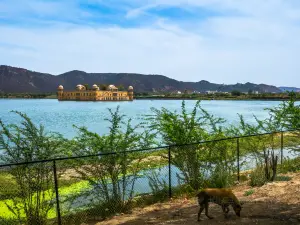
[57,84,133,101]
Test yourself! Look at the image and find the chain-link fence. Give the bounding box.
[0,130,299,224]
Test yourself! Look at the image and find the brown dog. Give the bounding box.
[197,188,242,221]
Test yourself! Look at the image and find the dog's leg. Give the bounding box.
[197,204,205,221]
[205,203,214,219]
[222,205,230,218]
[225,206,230,214]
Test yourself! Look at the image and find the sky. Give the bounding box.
[1,0,300,87]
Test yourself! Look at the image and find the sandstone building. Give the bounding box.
[57,84,133,101]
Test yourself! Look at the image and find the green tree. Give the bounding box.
[83,84,89,90]
[69,106,155,216]
[145,100,228,189]
[117,85,125,91]
[99,84,108,90]
[0,111,66,225]
[231,90,241,96]
[229,94,300,184]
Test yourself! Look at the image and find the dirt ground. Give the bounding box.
[87,172,300,225]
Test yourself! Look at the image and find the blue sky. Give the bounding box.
[1,0,300,86]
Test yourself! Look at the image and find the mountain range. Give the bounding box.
[279,86,300,92]
[0,65,287,93]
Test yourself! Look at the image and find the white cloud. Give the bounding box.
[1,0,300,86]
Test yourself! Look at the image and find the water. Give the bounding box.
[1,99,299,216]
[0,99,287,139]
[64,147,298,212]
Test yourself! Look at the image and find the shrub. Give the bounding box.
[249,165,267,187]
[66,106,155,219]
[278,157,300,173]
[0,111,66,225]
[274,175,292,181]
[208,164,235,188]
[244,189,255,196]
[146,168,169,202]
[145,100,227,190]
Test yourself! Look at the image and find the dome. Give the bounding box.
[92,84,99,90]
[76,84,84,90]
[128,86,133,90]
[58,85,64,90]
[108,84,117,90]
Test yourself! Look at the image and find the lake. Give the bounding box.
[0,99,289,139]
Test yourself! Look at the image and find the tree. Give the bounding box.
[145,100,228,189]
[99,84,108,90]
[0,111,66,225]
[83,84,89,90]
[248,89,253,95]
[230,94,300,185]
[69,106,155,216]
[231,90,241,96]
[117,85,125,91]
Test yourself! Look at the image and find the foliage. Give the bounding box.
[249,165,267,187]
[231,90,242,96]
[0,111,66,225]
[229,95,300,185]
[145,168,169,202]
[99,84,108,90]
[117,85,125,91]
[83,84,89,90]
[0,97,300,223]
[278,157,300,173]
[274,175,291,181]
[145,100,227,189]
[244,189,255,196]
[263,92,300,131]
[0,92,56,99]
[207,163,235,188]
[66,106,155,218]
[0,217,19,225]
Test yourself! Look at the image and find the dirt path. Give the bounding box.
[86,172,300,225]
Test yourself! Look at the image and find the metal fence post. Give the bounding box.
[168,146,172,198]
[53,160,62,225]
[281,131,283,164]
[237,138,240,182]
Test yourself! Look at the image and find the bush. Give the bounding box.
[66,106,155,218]
[145,100,226,190]
[249,165,267,187]
[244,189,255,196]
[146,168,169,202]
[0,111,66,225]
[208,164,235,188]
[278,157,300,173]
[274,175,292,181]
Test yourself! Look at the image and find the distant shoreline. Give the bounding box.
[1,91,299,101]
[1,96,299,101]
[134,96,299,101]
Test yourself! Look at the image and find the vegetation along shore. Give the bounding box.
[1,90,300,101]
[0,93,299,225]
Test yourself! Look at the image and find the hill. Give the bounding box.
[279,86,300,92]
[0,65,282,93]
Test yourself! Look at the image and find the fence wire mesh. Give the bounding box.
[0,130,299,225]
[0,162,57,225]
